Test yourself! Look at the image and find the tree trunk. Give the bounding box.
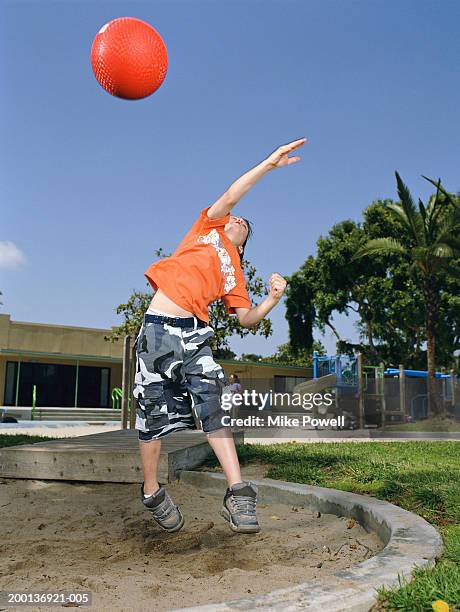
[366,320,381,362]
[424,279,440,417]
[426,327,438,417]
[326,320,342,341]
[357,303,379,362]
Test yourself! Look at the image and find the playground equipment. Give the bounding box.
[112,387,132,414]
[293,373,337,395]
[310,351,455,429]
[112,387,123,410]
[313,351,358,386]
[359,360,390,428]
[384,368,451,378]
[31,384,37,420]
[384,367,456,420]
[293,352,361,428]
[310,352,386,428]
[305,353,458,428]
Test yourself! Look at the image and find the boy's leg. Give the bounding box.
[182,325,242,487]
[138,438,162,495]
[182,324,260,532]
[138,435,184,533]
[133,321,188,532]
[205,428,242,488]
[206,428,260,533]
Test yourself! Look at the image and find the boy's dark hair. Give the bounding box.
[239,218,253,261]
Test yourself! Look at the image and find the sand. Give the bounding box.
[0,469,383,612]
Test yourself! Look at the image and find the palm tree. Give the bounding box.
[352,173,460,416]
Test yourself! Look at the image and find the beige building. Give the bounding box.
[0,313,311,412]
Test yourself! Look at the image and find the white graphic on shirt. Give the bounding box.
[197,229,237,293]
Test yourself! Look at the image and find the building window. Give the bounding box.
[78,366,111,408]
[21,362,76,407]
[4,361,18,405]
[100,368,110,408]
[3,361,111,408]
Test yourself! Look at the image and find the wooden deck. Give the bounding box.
[0,429,244,483]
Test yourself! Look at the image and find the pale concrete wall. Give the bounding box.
[3,315,121,358]
[0,314,9,346]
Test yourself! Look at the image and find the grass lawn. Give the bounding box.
[204,441,460,611]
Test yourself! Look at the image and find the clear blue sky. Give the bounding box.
[1,0,459,358]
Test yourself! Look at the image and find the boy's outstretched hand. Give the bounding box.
[265,137,307,169]
[269,273,287,302]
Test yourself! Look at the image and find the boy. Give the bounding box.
[133,137,306,533]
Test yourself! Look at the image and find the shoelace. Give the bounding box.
[232,495,257,515]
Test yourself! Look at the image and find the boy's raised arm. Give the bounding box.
[207,137,307,219]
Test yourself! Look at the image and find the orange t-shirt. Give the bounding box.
[144,206,251,323]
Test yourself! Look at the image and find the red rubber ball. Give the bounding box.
[91,17,168,100]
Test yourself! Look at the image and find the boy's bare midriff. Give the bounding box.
[149,288,195,317]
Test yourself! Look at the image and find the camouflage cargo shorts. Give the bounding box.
[133,314,231,441]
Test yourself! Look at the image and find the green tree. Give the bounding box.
[358,201,427,367]
[285,206,426,366]
[352,174,460,415]
[240,353,264,362]
[437,257,460,366]
[265,340,325,367]
[213,348,237,360]
[106,249,273,354]
[285,257,316,354]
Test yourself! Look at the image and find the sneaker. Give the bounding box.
[140,482,185,533]
[220,481,260,533]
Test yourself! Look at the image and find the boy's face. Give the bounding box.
[224,215,249,248]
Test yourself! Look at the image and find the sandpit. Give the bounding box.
[0,472,382,611]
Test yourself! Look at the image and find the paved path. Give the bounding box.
[0,422,121,438]
[1,422,459,443]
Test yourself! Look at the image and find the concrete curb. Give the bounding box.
[175,470,443,612]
